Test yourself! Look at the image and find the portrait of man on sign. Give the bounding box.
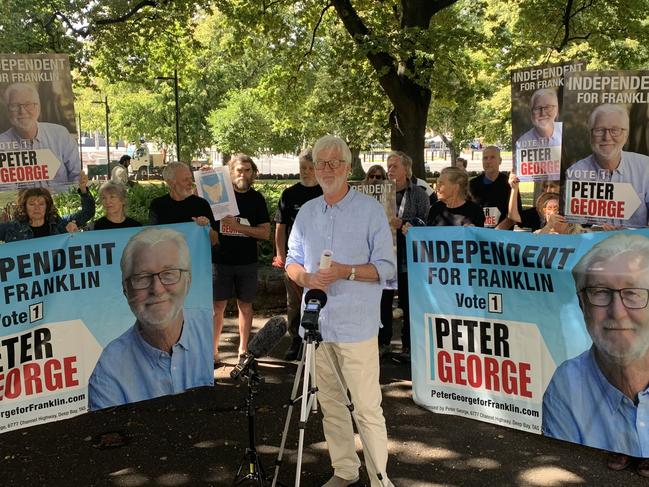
[543,233,649,459]
[88,227,213,410]
[0,54,81,191]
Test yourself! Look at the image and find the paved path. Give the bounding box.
[0,315,644,486]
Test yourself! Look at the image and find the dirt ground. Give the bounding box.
[1,315,647,487]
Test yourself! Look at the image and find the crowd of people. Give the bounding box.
[1,138,646,482]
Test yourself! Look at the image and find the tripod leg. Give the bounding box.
[271,344,308,487]
[294,340,318,487]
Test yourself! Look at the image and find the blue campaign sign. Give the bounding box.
[0,223,213,432]
[407,226,649,456]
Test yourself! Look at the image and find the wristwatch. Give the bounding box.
[348,266,356,281]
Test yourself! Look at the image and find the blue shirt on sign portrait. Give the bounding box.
[542,347,649,457]
[88,307,214,410]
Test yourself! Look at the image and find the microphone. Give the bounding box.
[230,316,288,380]
[301,289,327,331]
[319,249,332,269]
[248,315,288,358]
[304,288,327,309]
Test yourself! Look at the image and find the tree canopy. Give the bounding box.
[2,0,649,174]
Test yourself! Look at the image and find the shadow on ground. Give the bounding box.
[0,315,644,487]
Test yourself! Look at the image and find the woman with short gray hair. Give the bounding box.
[92,181,142,230]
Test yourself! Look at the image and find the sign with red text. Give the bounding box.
[407,226,649,456]
[511,61,586,182]
[0,223,213,432]
[0,53,80,192]
[560,70,649,227]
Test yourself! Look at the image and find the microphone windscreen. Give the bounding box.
[319,249,332,269]
[248,316,288,358]
[304,288,327,309]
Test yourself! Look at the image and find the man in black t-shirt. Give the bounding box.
[273,148,322,360]
[469,146,514,229]
[213,154,270,360]
[149,162,219,244]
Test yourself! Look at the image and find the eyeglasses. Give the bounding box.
[314,159,345,170]
[581,287,649,309]
[532,105,557,114]
[8,102,38,113]
[126,269,188,290]
[591,127,627,138]
[367,174,385,180]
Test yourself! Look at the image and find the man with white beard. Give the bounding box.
[88,227,213,410]
[543,233,649,476]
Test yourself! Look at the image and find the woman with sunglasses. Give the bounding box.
[363,165,395,358]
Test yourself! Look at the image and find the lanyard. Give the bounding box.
[397,190,407,218]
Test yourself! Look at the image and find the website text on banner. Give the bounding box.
[407,226,649,457]
[0,222,214,433]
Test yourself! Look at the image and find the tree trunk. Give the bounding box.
[389,83,431,179]
[350,146,364,180]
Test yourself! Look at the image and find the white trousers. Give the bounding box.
[315,337,393,487]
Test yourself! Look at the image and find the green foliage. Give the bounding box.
[254,179,289,265]
[53,181,167,227]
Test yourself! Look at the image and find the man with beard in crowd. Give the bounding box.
[213,154,270,362]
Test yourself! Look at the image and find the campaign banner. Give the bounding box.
[0,223,214,433]
[0,54,80,192]
[351,181,397,289]
[194,166,239,220]
[561,70,649,227]
[408,226,649,457]
[511,61,586,182]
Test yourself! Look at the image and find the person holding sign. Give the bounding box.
[566,104,649,227]
[387,151,430,361]
[0,83,80,188]
[506,172,559,231]
[0,171,94,242]
[92,180,142,230]
[424,166,485,227]
[213,154,270,361]
[364,165,395,358]
[88,227,213,411]
[469,146,514,228]
[543,233,649,476]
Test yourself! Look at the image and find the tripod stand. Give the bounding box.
[271,327,389,487]
[233,364,271,486]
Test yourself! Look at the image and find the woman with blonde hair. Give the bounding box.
[426,166,484,227]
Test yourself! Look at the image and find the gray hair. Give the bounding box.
[312,135,352,165]
[162,161,190,183]
[99,180,127,203]
[529,88,558,110]
[387,151,413,178]
[298,147,313,165]
[572,233,649,291]
[120,227,191,279]
[3,83,40,105]
[588,104,629,131]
